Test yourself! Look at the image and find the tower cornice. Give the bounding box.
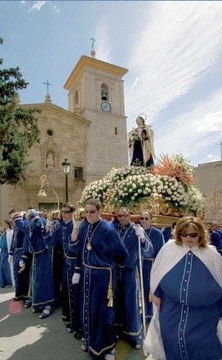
[64,55,128,91]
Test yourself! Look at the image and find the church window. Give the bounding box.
[101,84,108,101]
[74,167,83,181]
[74,90,79,105]
[115,127,118,135]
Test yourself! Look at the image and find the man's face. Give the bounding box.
[85,205,100,224]
[140,212,152,230]
[61,207,73,223]
[206,223,213,233]
[117,209,131,226]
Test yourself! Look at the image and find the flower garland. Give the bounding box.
[78,156,205,217]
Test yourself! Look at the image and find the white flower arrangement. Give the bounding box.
[80,178,111,205]
[79,160,205,216]
[186,186,206,215]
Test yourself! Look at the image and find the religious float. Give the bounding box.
[78,154,205,227]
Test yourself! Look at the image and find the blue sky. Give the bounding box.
[1,1,222,167]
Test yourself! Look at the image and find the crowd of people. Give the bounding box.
[0,201,222,360]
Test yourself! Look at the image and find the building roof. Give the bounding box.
[64,55,128,91]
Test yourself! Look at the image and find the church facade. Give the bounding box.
[0,54,128,223]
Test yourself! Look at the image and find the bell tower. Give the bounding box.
[64,49,128,183]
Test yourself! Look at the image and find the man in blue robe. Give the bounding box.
[50,203,78,333]
[8,210,31,301]
[21,209,55,319]
[207,221,222,255]
[111,207,154,350]
[140,211,165,321]
[69,199,129,360]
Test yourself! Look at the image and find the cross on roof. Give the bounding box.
[90,37,96,49]
[43,80,52,94]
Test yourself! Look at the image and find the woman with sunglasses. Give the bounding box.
[144,216,222,360]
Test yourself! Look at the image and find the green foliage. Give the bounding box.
[0,36,40,185]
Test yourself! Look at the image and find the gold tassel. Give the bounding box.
[107,269,113,307]
[149,292,152,303]
[107,281,113,307]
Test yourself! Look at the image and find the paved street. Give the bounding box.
[0,288,145,360]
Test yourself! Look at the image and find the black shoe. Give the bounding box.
[81,344,87,352]
[32,309,39,313]
[24,299,32,308]
[39,307,53,319]
[74,331,82,339]
[66,325,74,333]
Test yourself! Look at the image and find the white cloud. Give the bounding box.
[93,20,112,63]
[31,1,46,11]
[111,1,222,166]
[125,1,222,125]
[12,1,222,166]
[49,1,60,13]
[194,111,222,133]
[21,1,59,12]
[207,154,220,162]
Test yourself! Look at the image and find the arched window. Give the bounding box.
[74,90,79,105]
[101,83,108,101]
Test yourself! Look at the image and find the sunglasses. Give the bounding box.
[85,210,96,214]
[180,233,199,238]
[61,210,72,214]
[140,217,149,220]
[117,214,129,218]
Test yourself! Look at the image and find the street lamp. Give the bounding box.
[61,158,71,202]
[37,175,60,210]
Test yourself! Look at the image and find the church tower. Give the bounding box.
[64,49,128,183]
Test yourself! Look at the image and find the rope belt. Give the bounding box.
[65,254,76,260]
[83,262,113,307]
[32,249,46,255]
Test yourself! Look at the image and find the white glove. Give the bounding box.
[72,273,80,285]
[8,255,13,263]
[19,260,25,268]
[134,225,145,239]
[46,219,53,228]
[73,219,83,229]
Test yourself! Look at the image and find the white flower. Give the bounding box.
[79,163,204,214]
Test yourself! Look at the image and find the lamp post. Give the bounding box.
[62,158,71,202]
